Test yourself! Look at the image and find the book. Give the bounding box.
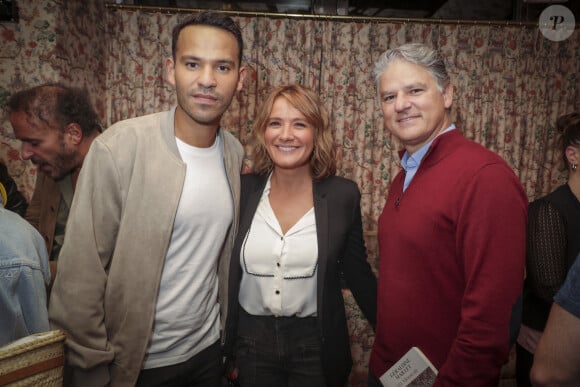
[379,346,438,387]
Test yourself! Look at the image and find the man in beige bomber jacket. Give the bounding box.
[49,12,246,387]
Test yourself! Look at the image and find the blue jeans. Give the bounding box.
[135,340,222,387]
[236,309,325,387]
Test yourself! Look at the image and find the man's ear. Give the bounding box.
[165,57,176,87]
[65,123,83,145]
[443,83,454,109]
[236,66,247,93]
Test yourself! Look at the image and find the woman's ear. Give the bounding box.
[565,145,579,168]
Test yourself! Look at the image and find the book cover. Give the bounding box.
[379,346,438,387]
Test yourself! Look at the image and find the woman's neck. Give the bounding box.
[270,167,312,191]
[568,172,580,202]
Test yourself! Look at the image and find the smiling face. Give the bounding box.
[378,59,453,154]
[166,24,246,136]
[10,111,77,180]
[264,96,315,173]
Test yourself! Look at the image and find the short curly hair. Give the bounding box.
[7,82,101,136]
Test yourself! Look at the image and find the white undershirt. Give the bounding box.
[143,135,233,369]
[239,176,318,317]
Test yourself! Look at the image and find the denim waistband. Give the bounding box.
[239,306,317,320]
[238,307,318,333]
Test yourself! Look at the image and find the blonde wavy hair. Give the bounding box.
[251,84,336,180]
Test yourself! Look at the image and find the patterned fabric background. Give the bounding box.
[0,0,107,201]
[100,10,579,232]
[0,1,578,385]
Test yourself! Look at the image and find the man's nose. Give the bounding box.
[198,66,217,88]
[20,143,34,160]
[394,94,410,112]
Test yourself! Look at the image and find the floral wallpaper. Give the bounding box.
[104,10,579,235]
[0,0,106,201]
[0,1,579,385]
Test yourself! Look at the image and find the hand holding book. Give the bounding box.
[379,347,438,387]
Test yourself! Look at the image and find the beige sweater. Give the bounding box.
[49,107,243,387]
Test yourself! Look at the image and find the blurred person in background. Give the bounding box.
[0,161,28,217]
[517,112,580,386]
[7,83,101,286]
[530,252,580,386]
[0,168,50,345]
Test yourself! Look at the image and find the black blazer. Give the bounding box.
[224,173,377,387]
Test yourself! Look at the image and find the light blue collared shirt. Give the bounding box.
[401,124,456,191]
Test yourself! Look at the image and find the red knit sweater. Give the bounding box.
[370,130,527,386]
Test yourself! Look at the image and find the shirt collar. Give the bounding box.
[401,124,456,171]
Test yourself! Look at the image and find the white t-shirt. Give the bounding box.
[143,135,233,369]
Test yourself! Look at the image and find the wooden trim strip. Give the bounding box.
[0,355,64,384]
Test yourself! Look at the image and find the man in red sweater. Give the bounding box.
[368,43,527,386]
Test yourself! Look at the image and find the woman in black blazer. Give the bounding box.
[224,84,377,387]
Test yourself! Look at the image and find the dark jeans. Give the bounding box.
[135,340,222,387]
[515,343,533,387]
[367,370,382,387]
[236,308,325,387]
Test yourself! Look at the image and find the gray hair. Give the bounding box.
[373,43,450,92]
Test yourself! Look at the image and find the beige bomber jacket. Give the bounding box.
[48,107,243,387]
